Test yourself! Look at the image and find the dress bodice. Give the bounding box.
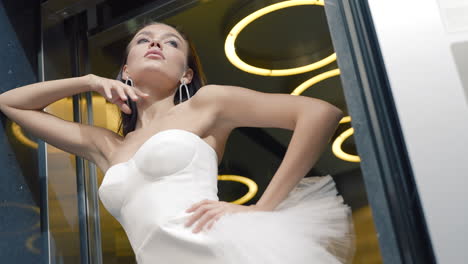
[98,129,356,264]
[98,129,220,256]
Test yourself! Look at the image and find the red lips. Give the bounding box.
[144,49,165,59]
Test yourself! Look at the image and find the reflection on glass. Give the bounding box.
[45,97,81,263]
[92,94,136,262]
[0,116,42,261]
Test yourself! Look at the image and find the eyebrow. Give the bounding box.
[134,31,183,43]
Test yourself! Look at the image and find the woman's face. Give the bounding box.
[123,24,191,88]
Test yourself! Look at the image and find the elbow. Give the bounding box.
[326,105,344,127]
[330,105,344,121]
[0,90,11,107]
[295,102,344,128]
[0,94,7,110]
[318,101,344,122]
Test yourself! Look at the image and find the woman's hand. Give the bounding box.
[184,199,265,233]
[87,74,149,114]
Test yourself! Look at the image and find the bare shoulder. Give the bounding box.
[190,84,231,128]
[192,84,342,131]
[191,84,248,126]
[191,84,273,129]
[192,84,235,102]
[191,84,226,107]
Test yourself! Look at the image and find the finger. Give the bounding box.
[185,203,218,227]
[122,103,131,114]
[110,88,120,102]
[120,80,149,98]
[206,212,224,230]
[129,89,139,101]
[186,199,215,213]
[115,86,128,101]
[121,84,139,101]
[115,100,131,114]
[103,86,112,100]
[131,86,149,97]
[186,201,201,213]
[193,209,222,233]
[192,208,222,232]
[185,204,211,227]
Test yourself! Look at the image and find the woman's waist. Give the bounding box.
[120,189,219,227]
[120,193,220,252]
[134,212,221,264]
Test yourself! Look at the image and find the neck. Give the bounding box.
[131,79,180,130]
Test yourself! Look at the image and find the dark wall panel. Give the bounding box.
[0,0,43,263]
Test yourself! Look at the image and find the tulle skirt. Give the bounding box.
[206,174,356,264]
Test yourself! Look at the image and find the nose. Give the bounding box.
[149,39,162,50]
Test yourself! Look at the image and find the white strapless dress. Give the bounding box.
[98,129,356,264]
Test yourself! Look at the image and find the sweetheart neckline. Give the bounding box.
[103,129,219,177]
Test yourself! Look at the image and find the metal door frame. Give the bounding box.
[324,1,436,263]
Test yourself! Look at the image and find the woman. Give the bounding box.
[0,21,355,263]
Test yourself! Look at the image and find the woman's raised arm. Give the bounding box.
[0,74,135,170]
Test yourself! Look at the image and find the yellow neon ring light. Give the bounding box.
[26,232,41,254]
[11,122,38,149]
[218,174,258,205]
[333,117,361,162]
[290,68,340,95]
[224,0,335,76]
[0,202,40,234]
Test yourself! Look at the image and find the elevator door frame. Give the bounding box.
[324,0,436,263]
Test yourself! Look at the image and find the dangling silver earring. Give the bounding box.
[124,76,134,114]
[179,80,190,102]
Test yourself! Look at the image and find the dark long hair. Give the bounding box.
[115,21,207,137]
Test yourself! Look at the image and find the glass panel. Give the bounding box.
[81,92,104,264]
[91,95,132,262]
[45,98,81,264]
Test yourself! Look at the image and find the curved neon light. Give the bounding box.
[225,0,359,162]
[218,174,258,204]
[26,233,40,254]
[332,126,361,162]
[11,122,38,149]
[0,202,40,234]
[224,0,335,76]
[291,68,340,95]
[334,115,359,163]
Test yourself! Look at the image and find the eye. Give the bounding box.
[137,38,149,44]
[167,40,178,48]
